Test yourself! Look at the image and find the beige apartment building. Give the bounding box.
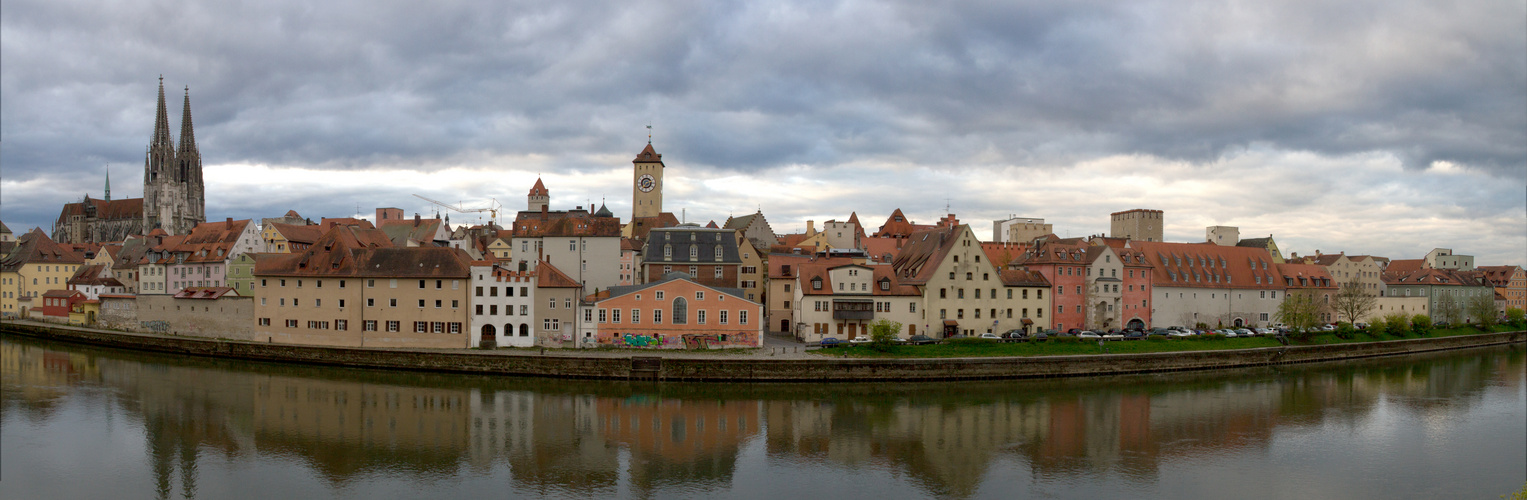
[252,225,474,348]
[891,224,1052,338]
[1311,253,1386,296]
[1,229,86,318]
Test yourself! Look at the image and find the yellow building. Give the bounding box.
[1,229,85,318]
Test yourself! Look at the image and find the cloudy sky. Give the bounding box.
[2,0,1523,264]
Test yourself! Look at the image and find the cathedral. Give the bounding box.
[54,77,205,243]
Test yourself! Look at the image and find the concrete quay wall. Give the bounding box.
[2,322,1522,382]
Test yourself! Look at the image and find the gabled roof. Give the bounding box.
[0,220,10,234]
[529,177,549,197]
[170,219,254,263]
[535,260,582,288]
[889,225,965,285]
[999,269,1051,287]
[1383,267,1487,287]
[1,229,85,272]
[67,264,123,288]
[796,261,920,296]
[627,213,681,242]
[872,209,933,238]
[55,197,145,224]
[511,209,620,238]
[253,225,474,279]
[1128,240,1282,290]
[1275,263,1337,289]
[378,217,445,246]
[767,253,817,278]
[1236,237,1274,249]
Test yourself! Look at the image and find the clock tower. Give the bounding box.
[631,143,664,219]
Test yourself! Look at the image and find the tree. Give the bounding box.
[1467,290,1497,329]
[1434,296,1462,326]
[1411,314,1432,336]
[1332,277,1377,324]
[869,318,903,350]
[1276,289,1325,332]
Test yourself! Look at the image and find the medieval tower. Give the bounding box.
[631,143,664,219]
[142,77,206,234]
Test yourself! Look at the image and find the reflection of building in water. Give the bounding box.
[766,398,1049,498]
[0,341,103,417]
[252,375,471,480]
[468,389,536,468]
[597,396,761,494]
[474,390,619,493]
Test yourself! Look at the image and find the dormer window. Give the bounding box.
[880,279,890,291]
[714,247,723,260]
[812,278,822,290]
[664,244,672,259]
[689,245,698,260]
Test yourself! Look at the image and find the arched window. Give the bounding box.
[504,324,513,337]
[519,324,529,336]
[672,297,688,324]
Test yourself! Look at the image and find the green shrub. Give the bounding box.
[1334,322,1358,339]
[946,337,998,345]
[1505,308,1525,328]
[1367,318,1387,337]
[1145,335,1167,342]
[869,319,903,351]
[1411,315,1432,336]
[1291,329,1317,342]
[1384,313,1411,337]
[1052,336,1081,344]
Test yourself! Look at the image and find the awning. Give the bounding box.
[1021,318,1034,325]
[942,320,959,326]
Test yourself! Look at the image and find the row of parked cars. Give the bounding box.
[816,325,1299,347]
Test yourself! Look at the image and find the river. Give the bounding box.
[2,335,1522,499]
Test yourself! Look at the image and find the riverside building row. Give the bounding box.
[3,85,1519,346]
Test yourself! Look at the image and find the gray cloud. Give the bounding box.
[1,0,1522,261]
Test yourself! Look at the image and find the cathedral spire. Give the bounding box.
[177,86,198,157]
[104,168,111,201]
[151,76,174,152]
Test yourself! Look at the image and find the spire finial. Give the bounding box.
[646,124,652,144]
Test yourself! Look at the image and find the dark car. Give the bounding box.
[1124,330,1146,340]
[819,337,842,347]
[1000,329,1029,341]
[907,335,938,345]
[1032,331,1050,341]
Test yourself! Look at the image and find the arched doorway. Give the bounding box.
[481,324,496,341]
[1233,317,1245,327]
[1126,318,1145,330]
[519,324,529,337]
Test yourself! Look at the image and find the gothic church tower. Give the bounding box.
[142,77,206,234]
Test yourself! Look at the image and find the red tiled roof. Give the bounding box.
[535,260,582,288]
[767,253,816,278]
[999,269,1051,287]
[1275,263,1337,289]
[889,225,964,285]
[529,177,549,196]
[54,197,145,225]
[1128,240,1282,290]
[626,213,680,242]
[511,210,620,238]
[980,242,1030,268]
[795,261,919,297]
[1385,259,1425,275]
[633,143,662,163]
[1,229,85,272]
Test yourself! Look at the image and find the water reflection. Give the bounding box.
[2,336,1522,499]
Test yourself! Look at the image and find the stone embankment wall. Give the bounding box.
[2,321,1522,382]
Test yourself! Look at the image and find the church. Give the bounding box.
[53,77,206,244]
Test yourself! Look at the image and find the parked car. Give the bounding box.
[1032,331,1050,341]
[819,337,842,347]
[1124,330,1146,340]
[1235,328,1253,337]
[1078,330,1101,339]
[1001,329,1029,341]
[1103,331,1125,341]
[849,336,872,344]
[907,335,938,345]
[977,332,1002,340]
[1168,328,1195,337]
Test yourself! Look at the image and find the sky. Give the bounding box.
[2,0,1523,264]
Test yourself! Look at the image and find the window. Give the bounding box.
[419,280,426,289]
[258,318,271,326]
[477,305,484,315]
[612,309,622,323]
[490,305,498,315]
[387,321,400,332]
[958,289,965,299]
[476,286,484,297]
[432,322,445,333]
[549,298,557,309]
[739,310,748,324]
[720,310,729,324]
[414,321,427,333]
[598,309,607,322]
[653,309,663,323]
[335,320,348,331]
[656,291,665,300]
[521,305,528,315]
[364,320,377,331]
[631,309,640,323]
[419,299,426,308]
[715,266,723,279]
[958,309,965,319]
[698,310,707,324]
[285,319,298,328]
[910,303,916,313]
[940,288,947,299]
[390,298,397,307]
[564,298,572,309]
[690,265,698,277]
[673,297,688,324]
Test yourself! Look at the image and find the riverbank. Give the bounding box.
[2,320,1522,381]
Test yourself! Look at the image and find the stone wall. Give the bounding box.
[136,295,254,340]
[3,321,1521,382]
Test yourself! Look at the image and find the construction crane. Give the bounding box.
[413,194,502,227]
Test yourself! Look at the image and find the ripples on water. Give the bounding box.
[2,335,1522,499]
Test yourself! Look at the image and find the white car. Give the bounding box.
[978,332,1002,340]
[1168,329,1195,337]
[849,336,873,344]
[1077,331,1101,339]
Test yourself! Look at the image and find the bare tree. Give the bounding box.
[1466,290,1497,327]
[1434,295,1462,325]
[1276,289,1325,332]
[1332,278,1377,324]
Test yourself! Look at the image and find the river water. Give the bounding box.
[2,335,1523,499]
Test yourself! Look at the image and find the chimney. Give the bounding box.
[806,220,815,234]
[414,214,421,227]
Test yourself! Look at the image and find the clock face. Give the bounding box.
[638,174,656,192]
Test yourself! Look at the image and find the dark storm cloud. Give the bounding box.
[1,0,1523,235]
